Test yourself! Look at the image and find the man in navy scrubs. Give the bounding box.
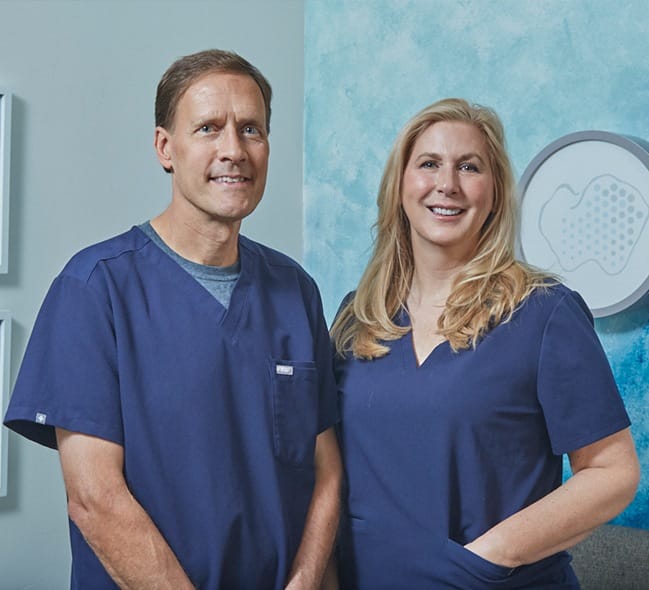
[4,49,341,589]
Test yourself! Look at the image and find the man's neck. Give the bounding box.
[150,208,240,268]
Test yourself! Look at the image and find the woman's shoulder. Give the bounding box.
[335,290,356,318]
[523,282,593,324]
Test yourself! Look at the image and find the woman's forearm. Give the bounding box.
[465,428,639,568]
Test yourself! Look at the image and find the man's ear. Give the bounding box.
[154,126,173,173]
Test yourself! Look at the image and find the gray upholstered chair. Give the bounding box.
[570,524,649,589]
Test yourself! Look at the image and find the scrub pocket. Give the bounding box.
[445,539,577,589]
[270,359,318,466]
[446,538,515,586]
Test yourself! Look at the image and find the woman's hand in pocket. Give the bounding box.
[464,534,518,569]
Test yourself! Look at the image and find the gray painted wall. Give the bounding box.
[0,1,304,587]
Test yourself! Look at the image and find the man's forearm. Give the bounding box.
[57,429,195,590]
[69,486,195,590]
[285,428,342,590]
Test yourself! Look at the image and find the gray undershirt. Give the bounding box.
[139,221,240,309]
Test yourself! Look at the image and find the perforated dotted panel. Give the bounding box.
[540,174,649,275]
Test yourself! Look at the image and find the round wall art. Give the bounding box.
[518,131,649,317]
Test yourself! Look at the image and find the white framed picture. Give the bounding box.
[0,310,11,496]
[0,92,12,274]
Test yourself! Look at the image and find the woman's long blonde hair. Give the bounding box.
[331,98,552,358]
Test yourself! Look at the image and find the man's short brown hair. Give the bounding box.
[155,49,272,133]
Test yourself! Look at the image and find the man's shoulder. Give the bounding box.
[239,235,321,299]
[61,226,150,283]
[240,234,307,272]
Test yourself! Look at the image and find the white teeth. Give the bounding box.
[431,207,461,216]
[212,176,247,183]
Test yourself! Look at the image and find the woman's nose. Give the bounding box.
[436,166,458,195]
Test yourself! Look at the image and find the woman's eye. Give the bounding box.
[460,162,479,172]
[421,160,437,169]
[199,125,213,133]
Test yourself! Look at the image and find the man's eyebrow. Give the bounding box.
[240,116,266,127]
[190,113,222,125]
[190,114,267,129]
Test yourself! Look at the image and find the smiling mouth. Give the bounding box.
[429,206,462,216]
[210,175,250,184]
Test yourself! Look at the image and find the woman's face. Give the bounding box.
[401,121,495,263]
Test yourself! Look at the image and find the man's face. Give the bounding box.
[155,72,269,227]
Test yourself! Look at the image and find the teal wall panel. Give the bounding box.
[305,0,649,528]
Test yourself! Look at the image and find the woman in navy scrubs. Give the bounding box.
[331,98,640,589]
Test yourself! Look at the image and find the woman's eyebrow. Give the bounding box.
[415,151,486,164]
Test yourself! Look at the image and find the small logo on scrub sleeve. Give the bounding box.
[276,365,294,376]
[35,413,47,424]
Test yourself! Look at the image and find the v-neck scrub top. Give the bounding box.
[335,285,630,589]
[4,227,338,589]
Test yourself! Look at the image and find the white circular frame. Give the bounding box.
[518,131,649,317]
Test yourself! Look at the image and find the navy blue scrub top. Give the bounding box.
[335,285,630,589]
[5,227,338,589]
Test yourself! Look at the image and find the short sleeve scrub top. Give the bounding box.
[4,226,338,590]
[335,285,630,589]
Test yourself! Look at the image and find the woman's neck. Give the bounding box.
[408,259,464,309]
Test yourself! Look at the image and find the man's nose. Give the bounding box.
[218,125,246,162]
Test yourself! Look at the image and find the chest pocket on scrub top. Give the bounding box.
[270,359,319,466]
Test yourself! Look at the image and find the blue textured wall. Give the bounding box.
[304,0,649,528]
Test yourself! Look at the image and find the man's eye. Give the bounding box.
[243,126,260,136]
[199,125,213,133]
